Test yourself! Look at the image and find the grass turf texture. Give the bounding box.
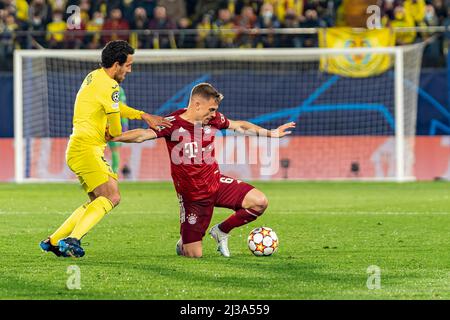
[0,181,449,300]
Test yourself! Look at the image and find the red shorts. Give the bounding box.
[178,175,255,244]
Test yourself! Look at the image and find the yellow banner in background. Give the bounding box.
[319,27,396,78]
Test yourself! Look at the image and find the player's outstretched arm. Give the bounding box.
[108,128,157,143]
[119,102,172,131]
[228,120,296,138]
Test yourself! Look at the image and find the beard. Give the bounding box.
[114,74,124,83]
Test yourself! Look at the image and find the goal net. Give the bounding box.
[14,44,424,182]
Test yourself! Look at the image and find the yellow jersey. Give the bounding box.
[46,21,66,42]
[69,68,143,148]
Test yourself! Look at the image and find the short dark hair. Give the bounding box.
[101,40,135,68]
[190,83,224,104]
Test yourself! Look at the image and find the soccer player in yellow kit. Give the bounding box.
[39,40,171,258]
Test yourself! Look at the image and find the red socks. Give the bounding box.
[219,208,262,233]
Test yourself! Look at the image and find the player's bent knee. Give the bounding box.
[259,195,269,210]
[183,243,202,258]
[253,194,269,213]
[184,251,202,258]
[244,189,269,213]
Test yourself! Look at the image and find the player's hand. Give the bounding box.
[271,122,296,138]
[142,113,173,131]
[105,125,113,141]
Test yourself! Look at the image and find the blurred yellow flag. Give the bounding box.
[319,27,396,78]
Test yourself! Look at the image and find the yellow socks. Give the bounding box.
[49,203,89,246]
[49,197,114,245]
[69,196,114,240]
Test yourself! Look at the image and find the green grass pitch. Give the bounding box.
[0,181,449,300]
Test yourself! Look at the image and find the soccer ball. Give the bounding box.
[247,227,279,256]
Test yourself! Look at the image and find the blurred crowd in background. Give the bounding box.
[0,0,449,70]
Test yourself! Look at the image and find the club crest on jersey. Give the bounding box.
[204,126,211,134]
[187,213,197,225]
[112,90,120,103]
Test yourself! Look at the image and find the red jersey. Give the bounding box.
[156,109,230,201]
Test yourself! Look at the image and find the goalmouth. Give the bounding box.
[14,44,424,183]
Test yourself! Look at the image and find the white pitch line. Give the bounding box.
[1,211,450,216]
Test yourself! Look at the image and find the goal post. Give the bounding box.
[13,44,424,183]
[14,49,24,183]
[395,48,406,183]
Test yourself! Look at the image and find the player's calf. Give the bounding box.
[108,194,121,207]
[92,177,121,207]
[94,192,120,207]
[218,189,268,235]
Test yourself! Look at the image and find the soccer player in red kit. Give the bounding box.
[110,83,295,258]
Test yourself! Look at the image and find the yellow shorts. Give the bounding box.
[66,142,118,193]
